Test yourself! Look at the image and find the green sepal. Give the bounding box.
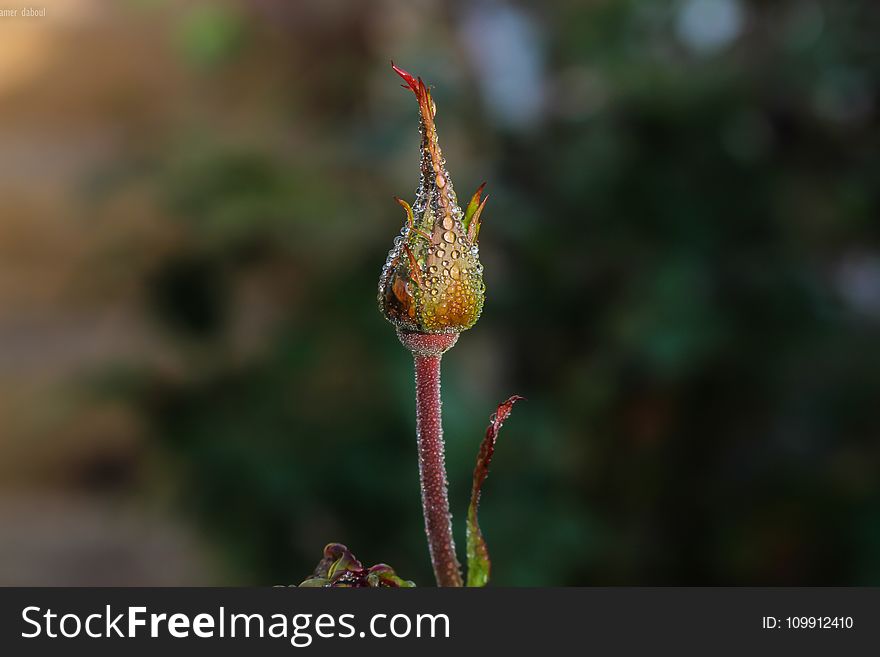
[463,182,486,233]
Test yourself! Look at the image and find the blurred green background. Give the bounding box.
[0,0,878,586]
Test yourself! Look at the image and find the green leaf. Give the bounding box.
[366,564,416,588]
[466,395,524,587]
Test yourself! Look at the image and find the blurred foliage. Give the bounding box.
[175,4,248,68]
[95,0,880,585]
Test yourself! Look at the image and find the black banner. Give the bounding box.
[0,588,876,655]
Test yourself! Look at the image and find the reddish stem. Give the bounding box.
[413,353,462,587]
[399,330,462,587]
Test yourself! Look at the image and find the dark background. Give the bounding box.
[0,0,878,586]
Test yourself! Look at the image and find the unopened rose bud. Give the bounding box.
[378,63,488,336]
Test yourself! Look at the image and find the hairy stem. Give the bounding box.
[413,352,463,587]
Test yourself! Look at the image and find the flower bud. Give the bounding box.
[378,64,488,335]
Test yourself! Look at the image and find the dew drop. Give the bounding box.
[442,231,456,244]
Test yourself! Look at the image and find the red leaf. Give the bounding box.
[466,395,525,586]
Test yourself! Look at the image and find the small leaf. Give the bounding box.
[298,577,330,587]
[299,543,415,587]
[466,395,525,587]
[367,564,416,588]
